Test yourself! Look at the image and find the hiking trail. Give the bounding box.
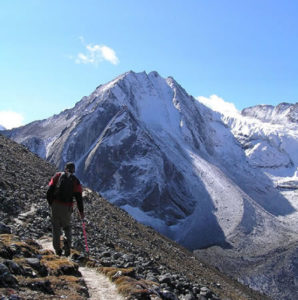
[38,236,124,300]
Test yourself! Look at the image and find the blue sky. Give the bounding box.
[1,0,298,128]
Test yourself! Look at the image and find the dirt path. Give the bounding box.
[38,237,124,300]
[79,267,124,300]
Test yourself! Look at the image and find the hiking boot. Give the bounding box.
[63,237,71,257]
[56,249,62,256]
[64,248,71,257]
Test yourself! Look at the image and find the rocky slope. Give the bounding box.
[0,133,271,299]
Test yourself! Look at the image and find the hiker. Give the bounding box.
[46,162,84,256]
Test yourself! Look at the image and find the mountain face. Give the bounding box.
[193,101,298,299]
[219,102,298,225]
[0,125,6,131]
[234,103,298,172]
[3,71,298,299]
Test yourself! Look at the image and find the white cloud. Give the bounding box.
[75,39,119,66]
[0,111,24,129]
[99,45,119,65]
[196,95,239,116]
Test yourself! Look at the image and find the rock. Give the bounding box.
[3,260,24,275]
[24,279,53,294]
[158,273,173,284]
[179,293,196,300]
[12,296,22,300]
[142,260,154,267]
[0,222,11,234]
[123,262,134,268]
[159,289,178,300]
[60,264,81,277]
[2,294,22,300]
[0,245,13,260]
[191,285,200,294]
[72,252,87,263]
[26,257,40,267]
[0,263,18,287]
[122,253,135,262]
[146,272,158,282]
[100,250,111,258]
[112,252,122,260]
[25,258,48,276]
[100,259,113,267]
[200,286,211,297]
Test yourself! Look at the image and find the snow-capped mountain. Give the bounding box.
[4,71,297,248]
[228,103,297,172]
[194,99,298,299]
[3,71,298,299]
[218,103,298,226]
[0,125,6,131]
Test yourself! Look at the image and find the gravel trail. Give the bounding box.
[38,236,124,300]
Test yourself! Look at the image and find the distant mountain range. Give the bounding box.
[3,71,298,299]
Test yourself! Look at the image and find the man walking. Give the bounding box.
[47,162,84,256]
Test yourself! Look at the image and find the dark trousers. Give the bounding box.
[51,201,72,254]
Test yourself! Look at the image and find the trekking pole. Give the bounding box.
[82,220,89,253]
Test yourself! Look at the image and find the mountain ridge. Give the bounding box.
[241,102,298,124]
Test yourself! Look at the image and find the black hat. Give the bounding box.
[65,162,75,173]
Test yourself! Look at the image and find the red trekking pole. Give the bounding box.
[81,219,89,253]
